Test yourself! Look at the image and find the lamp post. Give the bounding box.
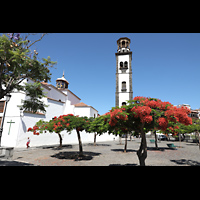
[0,94,11,146]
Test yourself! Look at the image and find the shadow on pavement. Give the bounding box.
[41,144,73,150]
[85,143,111,147]
[51,151,101,161]
[147,147,177,151]
[0,160,34,166]
[111,149,137,153]
[170,159,200,166]
[109,163,138,166]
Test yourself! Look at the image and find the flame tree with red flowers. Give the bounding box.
[103,96,192,166]
[27,114,93,156]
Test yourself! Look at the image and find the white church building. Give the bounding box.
[0,72,114,148]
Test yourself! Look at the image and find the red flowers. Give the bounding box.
[33,125,39,130]
[106,96,192,134]
[33,131,39,135]
[157,117,168,131]
[27,127,32,132]
[108,108,128,126]
[133,96,173,110]
[131,106,152,123]
[142,115,153,124]
[164,106,192,125]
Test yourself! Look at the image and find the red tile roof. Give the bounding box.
[74,102,98,112]
[74,102,89,107]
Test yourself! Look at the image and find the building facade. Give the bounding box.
[0,73,114,147]
[115,37,133,107]
[176,104,200,120]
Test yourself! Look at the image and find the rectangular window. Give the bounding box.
[121,82,127,92]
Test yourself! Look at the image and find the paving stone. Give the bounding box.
[7,138,200,166]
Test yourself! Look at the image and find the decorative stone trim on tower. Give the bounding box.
[115,37,133,107]
[129,53,133,101]
[115,55,119,107]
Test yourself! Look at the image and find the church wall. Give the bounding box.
[90,107,98,118]
[15,113,46,147]
[45,98,65,119]
[74,107,90,117]
[63,100,75,115]
[1,116,21,147]
[1,92,25,147]
[6,92,25,117]
[15,99,65,147]
[48,86,66,102]
[67,90,80,105]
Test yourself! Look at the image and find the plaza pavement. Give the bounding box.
[1,138,200,166]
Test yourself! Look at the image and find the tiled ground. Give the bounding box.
[4,138,200,166]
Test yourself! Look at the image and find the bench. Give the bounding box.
[0,147,14,159]
[150,139,155,143]
[167,143,177,149]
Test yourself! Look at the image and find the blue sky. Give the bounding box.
[9,33,200,114]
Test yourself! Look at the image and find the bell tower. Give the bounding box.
[115,37,133,107]
[56,71,69,90]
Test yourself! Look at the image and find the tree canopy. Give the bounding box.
[99,96,192,165]
[0,33,57,113]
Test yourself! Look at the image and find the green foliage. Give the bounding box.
[178,118,200,134]
[0,33,57,113]
[89,115,110,135]
[21,82,48,113]
[28,114,93,135]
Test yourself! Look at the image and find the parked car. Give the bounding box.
[157,134,168,141]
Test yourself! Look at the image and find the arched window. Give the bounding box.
[122,41,125,48]
[124,61,128,68]
[122,81,126,92]
[120,62,123,68]
[122,102,126,106]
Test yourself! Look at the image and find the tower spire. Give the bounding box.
[62,70,65,78]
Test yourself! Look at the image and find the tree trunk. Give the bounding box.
[58,133,62,148]
[94,133,97,146]
[137,125,147,166]
[76,129,83,156]
[124,133,127,152]
[154,130,158,149]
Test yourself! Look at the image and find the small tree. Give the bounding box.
[28,114,92,156]
[178,119,200,149]
[89,114,110,146]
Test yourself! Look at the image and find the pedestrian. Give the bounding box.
[26,137,30,148]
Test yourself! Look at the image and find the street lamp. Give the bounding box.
[0,93,11,146]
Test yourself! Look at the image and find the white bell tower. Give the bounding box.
[115,37,133,107]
